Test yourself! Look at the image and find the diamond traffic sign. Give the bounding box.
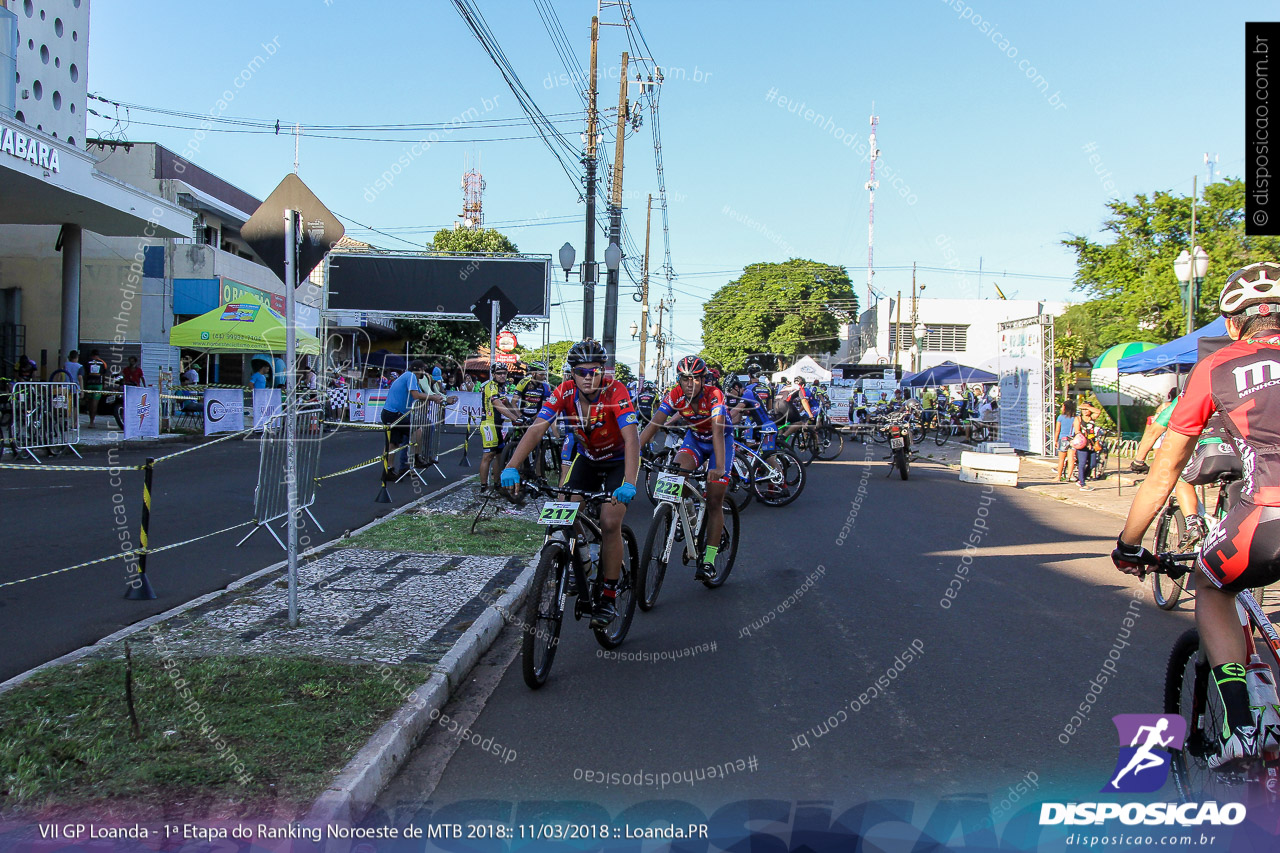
[242,173,344,285]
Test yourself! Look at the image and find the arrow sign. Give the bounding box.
[469,285,519,330]
[242,173,344,284]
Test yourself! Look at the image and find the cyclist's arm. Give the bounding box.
[800,394,813,417]
[622,420,640,488]
[1119,430,1197,547]
[492,396,521,422]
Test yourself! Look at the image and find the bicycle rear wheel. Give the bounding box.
[1151,506,1189,610]
[593,526,639,649]
[934,423,950,446]
[1164,628,1229,803]
[522,543,567,689]
[697,497,739,588]
[637,503,673,610]
[752,449,805,507]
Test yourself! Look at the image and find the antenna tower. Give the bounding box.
[865,108,880,312]
[460,153,485,231]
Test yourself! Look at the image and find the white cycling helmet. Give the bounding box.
[1219,261,1280,317]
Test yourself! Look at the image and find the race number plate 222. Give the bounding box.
[655,473,684,503]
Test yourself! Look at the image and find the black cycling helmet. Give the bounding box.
[746,362,762,377]
[528,360,547,372]
[567,339,608,366]
[1220,262,1280,317]
[676,355,708,377]
[726,375,744,390]
[642,380,656,391]
[490,361,509,374]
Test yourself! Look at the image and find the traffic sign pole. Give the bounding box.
[284,209,299,629]
[490,301,499,375]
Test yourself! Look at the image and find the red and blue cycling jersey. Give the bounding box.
[658,385,729,439]
[537,378,638,462]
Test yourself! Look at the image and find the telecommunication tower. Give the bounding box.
[865,108,880,311]
[460,154,486,231]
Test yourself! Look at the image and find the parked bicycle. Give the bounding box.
[521,483,639,689]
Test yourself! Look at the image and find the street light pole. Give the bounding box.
[639,193,652,388]
[582,16,599,340]
[603,52,629,367]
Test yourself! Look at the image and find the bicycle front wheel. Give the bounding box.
[593,526,639,649]
[697,497,739,589]
[1151,506,1189,610]
[522,543,568,689]
[725,464,753,512]
[752,449,806,507]
[815,425,844,460]
[934,424,950,446]
[637,502,673,611]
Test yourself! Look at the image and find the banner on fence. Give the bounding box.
[203,388,244,435]
[123,385,160,439]
[445,391,482,425]
[253,388,283,431]
[347,388,368,422]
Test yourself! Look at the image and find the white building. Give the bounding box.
[852,296,1070,373]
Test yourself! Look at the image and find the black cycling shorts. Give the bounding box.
[1180,441,1242,486]
[785,403,811,424]
[563,453,627,495]
[1198,503,1280,592]
[381,408,410,446]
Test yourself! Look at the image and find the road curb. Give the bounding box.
[0,475,476,697]
[303,555,537,838]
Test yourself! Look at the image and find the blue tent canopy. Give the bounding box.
[901,361,998,387]
[1116,317,1228,374]
[363,349,409,373]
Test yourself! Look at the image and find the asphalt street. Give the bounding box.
[374,440,1196,832]
[0,426,482,681]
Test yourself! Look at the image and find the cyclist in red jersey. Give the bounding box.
[500,340,639,628]
[638,355,732,582]
[1114,261,1280,769]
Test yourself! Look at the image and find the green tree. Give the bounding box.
[1062,178,1280,354]
[512,339,634,383]
[700,259,857,370]
[394,227,532,362]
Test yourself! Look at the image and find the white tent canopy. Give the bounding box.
[772,355,832,384]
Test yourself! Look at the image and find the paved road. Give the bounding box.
[375,440,1193,833]
[0,426,482,681]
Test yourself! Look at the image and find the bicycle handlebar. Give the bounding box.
[1133,550,1198,580]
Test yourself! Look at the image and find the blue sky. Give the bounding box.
[86,0,1272,367]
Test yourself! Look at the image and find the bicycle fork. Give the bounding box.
[661,498,705,565]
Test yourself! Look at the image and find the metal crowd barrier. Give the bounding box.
[11,381,82,462]
[405,398,445,482]
[237,406,325,550]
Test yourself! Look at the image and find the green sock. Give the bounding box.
[703,545,719,566]
[1212,663,1253,735]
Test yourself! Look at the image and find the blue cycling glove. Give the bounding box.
[613,482,637,504]
[500,468,521,488]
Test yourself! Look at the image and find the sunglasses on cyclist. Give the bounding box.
[572,366,602,378]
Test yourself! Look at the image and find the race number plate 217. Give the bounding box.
[654,472,685,503]
[538,502,580,525]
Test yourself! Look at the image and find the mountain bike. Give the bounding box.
[635,461,740,611]
[727,431,806,509]
[521,483,639,689]
[1145,551,1280,807]
[812,411,844,460]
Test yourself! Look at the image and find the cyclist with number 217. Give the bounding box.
[1113,262,1280,771]
[500,340,640,628]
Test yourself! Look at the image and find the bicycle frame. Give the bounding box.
[652,467,709,566]
[537,487,607,612]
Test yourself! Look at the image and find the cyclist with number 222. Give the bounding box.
[1113,262,1280,770]
[638,355,732,584]
[500,340,640,629]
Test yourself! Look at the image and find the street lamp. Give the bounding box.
[629,321,639,339]
[1173,246,1209,335]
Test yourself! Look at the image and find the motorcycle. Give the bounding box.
[887,416,910,480]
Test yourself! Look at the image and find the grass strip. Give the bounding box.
[0,655,429,816]
[345,513,541,555]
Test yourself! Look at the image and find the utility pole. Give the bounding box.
[602,51,629,366]
[582,16,599,340]
[1188,175,1198,336]
[893,290,902,371]
[911,263,919,373]
[653,298,666,387]
[639,193,652,387]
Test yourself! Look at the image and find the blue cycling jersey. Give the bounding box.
[741,382,777,429]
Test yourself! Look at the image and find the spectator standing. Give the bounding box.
[1074,403,1102,491]
[63,350,84,386]
[122,357,145,386]
[84,350,108,427]
[250,363,270,391]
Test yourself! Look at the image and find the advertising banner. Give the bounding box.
[203,388,244,435]
[998,316,1048,454]
[122,385,160,440]
[252,388,283,431]
[445,391,483,426]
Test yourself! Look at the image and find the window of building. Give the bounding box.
[889,323,969,353]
